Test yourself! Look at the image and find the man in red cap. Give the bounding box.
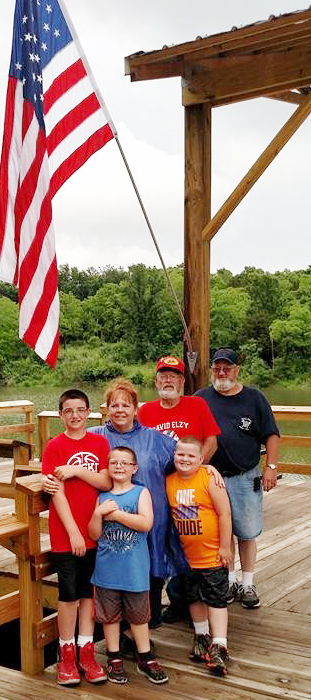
[139,355,220,459]
[138,355,221,631]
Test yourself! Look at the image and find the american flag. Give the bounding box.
[0,0,114,366]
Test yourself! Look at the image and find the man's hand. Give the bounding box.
[262,467,278,492]
[42,473,60,494]
[54,465,75,481]
[69,530,86,556]
[218,546,233,568]
[206,465,225,488]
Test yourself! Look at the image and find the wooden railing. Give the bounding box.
[38,409,105,458]
[273,405,311,476]
[0,403,309,675]
[0,474,57,674]
[0,401,35,457]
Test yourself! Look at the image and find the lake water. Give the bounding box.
[0,382,310,464]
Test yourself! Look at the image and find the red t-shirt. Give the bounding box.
[138,395,220,442]
[42,432,109,552]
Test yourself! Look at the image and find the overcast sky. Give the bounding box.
[1,0,310,275]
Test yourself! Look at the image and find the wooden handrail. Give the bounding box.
[38,409,104,458]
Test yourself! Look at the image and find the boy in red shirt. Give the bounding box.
[166,436,232,676]
[42,389,111,686]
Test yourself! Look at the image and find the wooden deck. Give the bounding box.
[0,467,310,699]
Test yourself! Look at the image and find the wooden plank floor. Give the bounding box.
[0,467,310,699]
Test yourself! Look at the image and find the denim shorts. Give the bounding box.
[225,464,262,540]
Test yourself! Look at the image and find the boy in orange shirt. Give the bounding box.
[166,436,232,676]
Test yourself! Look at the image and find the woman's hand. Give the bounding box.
[42,473,60,494]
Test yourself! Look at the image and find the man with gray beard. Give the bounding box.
[195,348,280,609]
[138,355,220,460]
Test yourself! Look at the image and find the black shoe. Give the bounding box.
[120,633,136,660]
[162,605,185,624]
[149,617,162,629]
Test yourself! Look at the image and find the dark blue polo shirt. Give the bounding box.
[195,386,280,476]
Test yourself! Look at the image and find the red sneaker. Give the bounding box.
[78,642,107,683]
[57,643,80,685]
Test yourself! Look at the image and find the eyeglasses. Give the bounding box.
[62,407,88,416]
[211,365,236,375]
[109,460,136,468]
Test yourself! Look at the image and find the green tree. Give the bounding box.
[82,283,124,342]
[0,297,30,380]
[119,264,168,361]
[210,287,250,350]
[59,292,83,346]
[270,303,311,378]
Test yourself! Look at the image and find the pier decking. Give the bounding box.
[0,468,310,699]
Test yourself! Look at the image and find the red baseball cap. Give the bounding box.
[156,356,185,375]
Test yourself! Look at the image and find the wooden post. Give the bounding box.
[184,102,211,393]
[15,487,44,673]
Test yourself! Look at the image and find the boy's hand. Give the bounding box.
[206,465,225,488]
[42,473,59,494]
[69,530,86,556]
[218,547,233,568]
[54,465,75,481]
[98,499,119,516]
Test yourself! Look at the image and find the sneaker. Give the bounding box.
[189,633,211,662]
[78,642,107,683]
[241,584,260,609]
[57,643,80,685]
[227,580,242,604]
[107,658,128,684]
[137,659,168,684]
[206,644,229,677]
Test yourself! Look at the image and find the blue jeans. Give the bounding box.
[225,465,262,540]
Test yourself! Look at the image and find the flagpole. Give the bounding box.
[58,0,197,369]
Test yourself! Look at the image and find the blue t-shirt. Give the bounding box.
[91,485,149,592]
[195,386,279,476]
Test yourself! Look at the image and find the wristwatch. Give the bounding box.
[267,463,277,470]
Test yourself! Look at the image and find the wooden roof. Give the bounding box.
[125,8,311,107]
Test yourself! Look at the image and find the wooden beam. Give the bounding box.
[267,90,308,105]
[125,9,311,81]
[15,487,44,674]
[202,92,311,242]
[33,612,58,648]
[0,591,19,625]
[182,46,311,107]
[184,103,211,392]
[280,435,311,447]
[278,462,311,475]
[31,551,55,581]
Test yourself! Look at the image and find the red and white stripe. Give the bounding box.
[0,37,114,366]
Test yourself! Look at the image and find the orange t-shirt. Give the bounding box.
[166,467,220,568]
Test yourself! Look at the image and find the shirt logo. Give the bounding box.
[238,417,252,431]
[67,451,99,472]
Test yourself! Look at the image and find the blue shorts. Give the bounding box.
[225,465,262,540]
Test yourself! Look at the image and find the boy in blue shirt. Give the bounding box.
[88,446,168,685]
